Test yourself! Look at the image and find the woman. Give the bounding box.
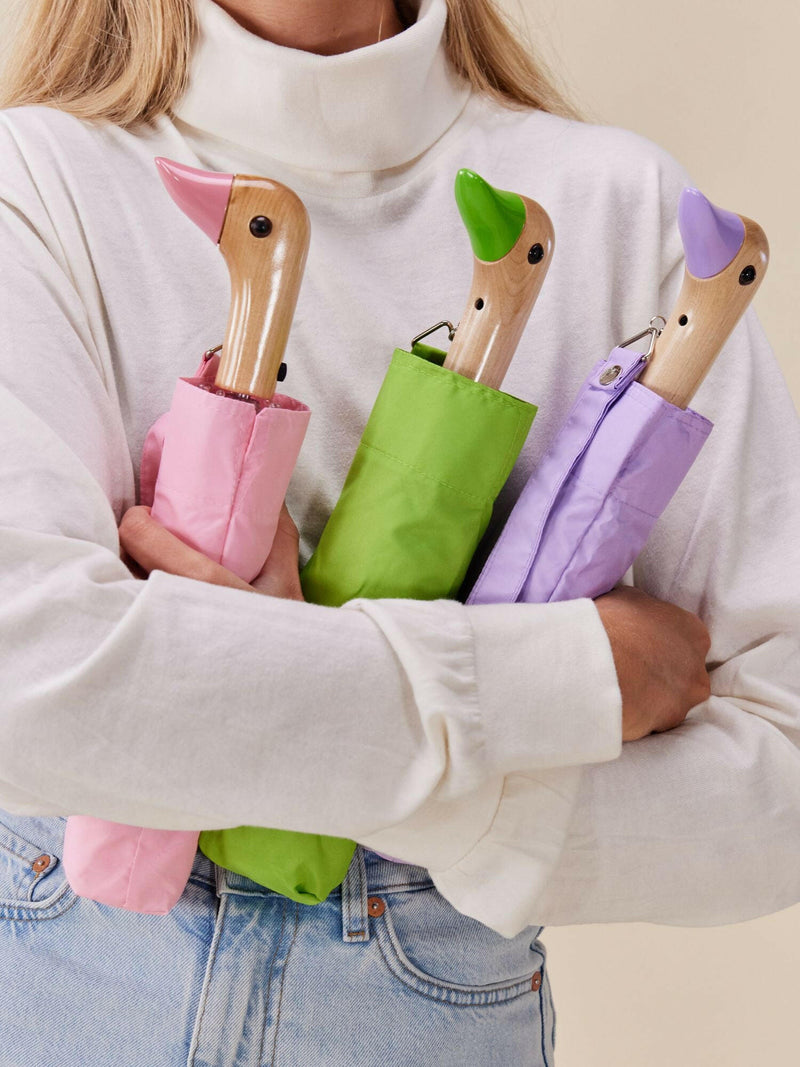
[0,0,797,1064]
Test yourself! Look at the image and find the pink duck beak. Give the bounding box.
[678,187,745,279]
[154,157,234,244]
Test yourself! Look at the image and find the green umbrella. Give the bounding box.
[199,170,554,904]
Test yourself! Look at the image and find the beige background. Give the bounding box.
[500,0,800,1064]
[1,1,798,1063]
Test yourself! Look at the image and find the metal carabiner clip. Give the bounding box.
[618,315,667,362]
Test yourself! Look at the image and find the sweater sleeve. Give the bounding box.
[0,117,622,878]
[432,231,800,935]
[526,305,800,931]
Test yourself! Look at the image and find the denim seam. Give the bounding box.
[257,901,290,1067]
[0,841,40,864]
[538,981,549,1067]
[187,891,228,1067]
[0,819,57,864]
[342,847,369,942]
[367,880,434,895]
[373,925,534,1008]
[374,906,534,1006]
[0,878,76,922]
[270,902,301,1067]
[547,974,556,1051]
[0,891,78,923]
[187,875,216,890]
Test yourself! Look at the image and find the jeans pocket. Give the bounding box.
[371,886,542,1007]
[0,811,76,920]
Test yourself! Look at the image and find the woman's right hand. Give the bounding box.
[594,585,711,741]
[119,503,304,601]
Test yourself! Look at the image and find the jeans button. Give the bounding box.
[367,896,385,917]
[531,971,542,992]
[31,855,51,874]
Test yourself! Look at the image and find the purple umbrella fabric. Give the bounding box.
[468,342,713,607]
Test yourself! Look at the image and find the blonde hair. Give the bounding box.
[0,0,581,127]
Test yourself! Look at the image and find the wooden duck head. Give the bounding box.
[443,168,555,389]
[640,187,769,408]
[155,158,310,400]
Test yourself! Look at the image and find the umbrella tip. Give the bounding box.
[678,186,745,278]
[454,168,526,262]
[154,157,234,244]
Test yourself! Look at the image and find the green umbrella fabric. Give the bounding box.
[199,343,537,904]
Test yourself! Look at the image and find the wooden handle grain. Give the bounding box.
[215,176,310,400]
[639,214,769,409]
[443,195,554,390]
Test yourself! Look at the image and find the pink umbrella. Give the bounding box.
[62,160,311,914]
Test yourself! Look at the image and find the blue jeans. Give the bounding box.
[0,810,555,1065]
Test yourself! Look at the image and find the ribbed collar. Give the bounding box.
[175,0,472,174]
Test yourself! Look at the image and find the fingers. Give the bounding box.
[118,506,253,592]
[250,503,305,601]
[596,582,712,740]
[119,503,305,601]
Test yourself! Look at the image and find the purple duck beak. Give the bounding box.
[154,158,234,244]
[678,187,745,279]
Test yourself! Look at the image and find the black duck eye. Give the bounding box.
[249,216,273,238]
[528,243,544,264]
[739,264,756,286]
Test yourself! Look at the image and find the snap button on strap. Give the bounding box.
[367,896,385,917]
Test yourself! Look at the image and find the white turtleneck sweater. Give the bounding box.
[0,0,798,938]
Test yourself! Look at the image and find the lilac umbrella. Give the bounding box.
[468,187,769,608]
[62,161,311,914]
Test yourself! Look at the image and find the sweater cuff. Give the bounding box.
[466,598,622,774]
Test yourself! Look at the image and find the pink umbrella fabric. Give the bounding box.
[62,349,310,913]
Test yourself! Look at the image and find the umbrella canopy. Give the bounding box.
[62,161,312,915]
[198,170,552,905]
[468,187,769,608]
[142,353,309,582]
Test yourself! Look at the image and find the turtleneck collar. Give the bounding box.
[174,0,472,174]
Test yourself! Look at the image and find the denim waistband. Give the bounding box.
[211,847,433,898]
[206,846,434,945]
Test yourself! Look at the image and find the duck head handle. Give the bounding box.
[443,168,555,390]
[155,158,310,400]
[639,187,769,409]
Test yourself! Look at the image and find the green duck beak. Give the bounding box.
[454,168,526,262]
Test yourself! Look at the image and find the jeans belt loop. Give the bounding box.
[341,846,370,943]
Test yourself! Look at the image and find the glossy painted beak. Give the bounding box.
[454,168,526,262]
[155,157,234,244]
[678,187,745,279]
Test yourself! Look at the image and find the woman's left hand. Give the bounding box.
[119,504,305,601]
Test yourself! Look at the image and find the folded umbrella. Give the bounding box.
[468,187,769,608]
[198,169,553,904]
[62,160,312,914]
